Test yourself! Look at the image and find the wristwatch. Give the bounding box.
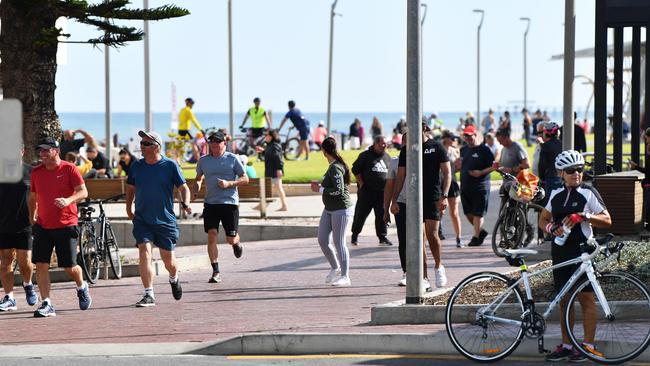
[181,202,189,209]
[441,194,448,199]
[583,212,592,220]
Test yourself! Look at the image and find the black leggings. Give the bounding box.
[395,202,407,272]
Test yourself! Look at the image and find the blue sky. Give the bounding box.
[55,0,604,114]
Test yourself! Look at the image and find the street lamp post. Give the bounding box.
[520,17,530,112]
[228,0,234,138]
[326,0,340,135]
[473,9,484,125]
[144,0,152,132]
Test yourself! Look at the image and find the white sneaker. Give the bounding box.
[331,276,351,287]
[325,268,341,284]
[398,272,407,287]
[434,265,448,288]
[422,278,431,292]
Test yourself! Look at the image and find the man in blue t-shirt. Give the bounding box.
[278,100,311,160]
[126,130,192,308]
[194,131,249,284]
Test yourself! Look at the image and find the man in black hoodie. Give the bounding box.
[350,136,392,246]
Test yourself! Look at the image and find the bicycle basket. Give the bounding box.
[508,170,540,203]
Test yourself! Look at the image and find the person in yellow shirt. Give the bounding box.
[240,97,272,149]
[178,98,203,138]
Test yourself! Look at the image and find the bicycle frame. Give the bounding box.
[479,248,613,326]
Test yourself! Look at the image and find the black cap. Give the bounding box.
[37,137,59,150]
[208,131,226,142]
[495,127,511,137]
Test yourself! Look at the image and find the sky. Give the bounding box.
[54,0,610,114]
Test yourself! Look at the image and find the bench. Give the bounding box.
[85,177,274,218]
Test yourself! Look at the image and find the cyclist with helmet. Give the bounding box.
[240,97,272,150]
[538,150,612,362]
[538,122,563,194]
[278,100,311,160]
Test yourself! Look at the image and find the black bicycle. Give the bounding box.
[234,126,267,160]
[77,194,124,284]
[492,169,545,257]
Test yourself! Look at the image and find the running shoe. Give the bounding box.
[170,279,183,300]
[434,265,447,288]
[467,236,482,247]
[135,294,156,307]
[0,295,17,312]
[378,237,393,246]
[325,268,341,284]
[24,284,38,306]
[422,278,432,292]
[33,301,56,317]
[478,229,489,245]
[456,237,463,248]
[208,272,222,283]
[398,272,407,286]
[545,345,573,362]
[331,276,351,287]
[569,344,603,362]
[232,243,243,258]
[77,285,92,310]
[438,227,446,240]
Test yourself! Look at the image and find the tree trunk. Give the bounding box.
[0,1,60,163]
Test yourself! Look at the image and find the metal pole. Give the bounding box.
[144,0,152,132]
[520,17,530,112]
[562,0,575,150]
[326,0,339,135]
[406,0,423,305]
[474,10,484,125]
[104,39,112,175]
[228,0,234,137]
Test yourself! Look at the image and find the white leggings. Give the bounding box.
[317,207,352,277]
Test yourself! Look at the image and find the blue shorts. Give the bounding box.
[132,220,179,251]
[297,126,310,141]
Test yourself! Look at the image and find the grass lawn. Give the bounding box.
[179,133,644,184]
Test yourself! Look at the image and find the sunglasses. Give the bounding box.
[209,139,225,143]
[564,167,584,174]
[140,141,157,147]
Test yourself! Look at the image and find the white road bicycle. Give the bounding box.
[445,234,650,364]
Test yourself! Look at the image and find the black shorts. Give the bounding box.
[178,129,193,139]
[203,204,239,237]
[423,200,441,221]
[251,128,265,138]
[0,230,33,251]
[448,181,460,198]
[32,224,78,268]
[461,187,490,217]
[552,246,593,294]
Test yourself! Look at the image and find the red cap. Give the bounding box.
[463,125,477,135]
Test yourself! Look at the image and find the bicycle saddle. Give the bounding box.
[504,248,538,258]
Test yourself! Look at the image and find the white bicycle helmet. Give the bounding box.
[555,150,585,170]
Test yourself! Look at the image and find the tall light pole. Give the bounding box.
[143,0,152,132]
[104,36,112,166]
[326,0,340,134]
[473,9,484,125]
[228,0,234,137]
[520,17,530,112]
[562,0,575,150]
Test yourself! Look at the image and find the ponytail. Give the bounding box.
[321,137,350,185]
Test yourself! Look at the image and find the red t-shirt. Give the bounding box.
[31,160,85,229]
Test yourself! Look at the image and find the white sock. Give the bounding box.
[144,288,154,299]
[169,275,178,283]
[6,292,14,300]
[23,282,32,287]
[42,297,51,305]
[77,282,87,291]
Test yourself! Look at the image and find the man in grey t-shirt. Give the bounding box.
[194,131,249,284]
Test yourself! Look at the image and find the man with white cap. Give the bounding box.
[126,130,192,307]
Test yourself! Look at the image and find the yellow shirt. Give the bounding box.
[178,106,202,131]
[248,106,267,128]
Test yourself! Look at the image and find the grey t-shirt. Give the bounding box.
[499,141,528,169]
[196,152,246,205]
[387,157,406,204]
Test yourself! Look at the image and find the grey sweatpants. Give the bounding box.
[317,207,353,277]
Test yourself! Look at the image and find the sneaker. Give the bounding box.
[467,236,482,247]
[33,301,56,317]
[331,276,351,287]
[325,268,341,284]
[545,345,574,362]
[0,295,17,312]
[351,234,358,246]
[24,284,38,306]
[422,278,432,292]
[77,285,92,310]
[398,272,407,287]
[438,228,446,240]
[208,272,222,283]
[378,237,393,246]
[456,237,463,248]
[434,265,448,287]
[570,344,603,362]
[232,243,243,258]
[135,293,156,307]
[170,279,183,300]
[478,229,489,245]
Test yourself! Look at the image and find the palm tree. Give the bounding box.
[0,0,189,162]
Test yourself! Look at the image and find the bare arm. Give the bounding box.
[54,184,87,209]
[218,173,249,189]
[355,174,364,188]
[193,173,204,199]
[383,178,394,224]
[125,184,135,219]
[178,183,192,214]
[77,129,98,149]
[390,166,406,215]
[265,112,273,128]
[240,111,250,127]
[278,117,288,131]
[28,192,37,225]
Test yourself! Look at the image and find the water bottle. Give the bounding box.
[554,224,571,246]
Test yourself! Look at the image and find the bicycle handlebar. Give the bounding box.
[80,193,125,207]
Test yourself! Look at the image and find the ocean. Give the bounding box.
[58,110,568,145]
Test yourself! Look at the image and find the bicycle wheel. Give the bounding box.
[446,272,525,362]
[565,272,650,364]
[78,224,100,284]
[491,207,526,257]
[284,137,301,160]
[104,223,122,279]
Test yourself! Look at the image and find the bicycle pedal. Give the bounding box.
[538,337,549,354]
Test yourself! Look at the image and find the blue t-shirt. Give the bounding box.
[284,108,310,130]
[127,156,186,225]
[196,152,246,205]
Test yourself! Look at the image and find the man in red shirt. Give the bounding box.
[28,137,91,317]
